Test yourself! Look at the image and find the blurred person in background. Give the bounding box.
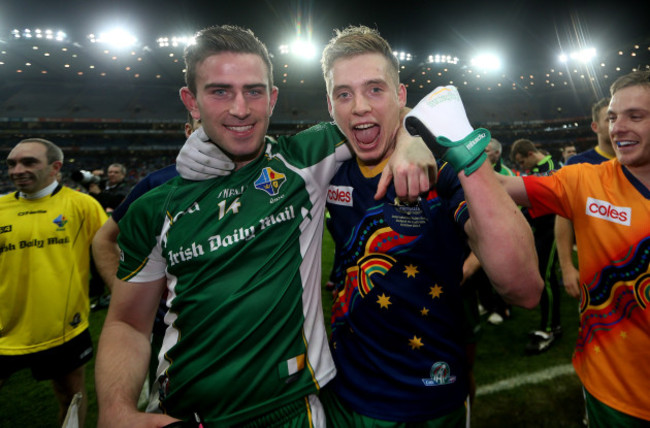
[558,143,577,167]
[87,163,131,214]
[0,138,107,427]
[510,138,563,354]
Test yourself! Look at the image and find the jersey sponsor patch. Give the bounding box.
[585,197,631,226]
[327,185,353,207]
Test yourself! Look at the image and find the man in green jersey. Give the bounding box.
[94,24,433,427]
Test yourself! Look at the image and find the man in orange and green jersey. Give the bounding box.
[499,70,650,425]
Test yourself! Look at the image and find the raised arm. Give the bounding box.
[461,162,541,308]
[404,86,542,308]
[95,277,179,427]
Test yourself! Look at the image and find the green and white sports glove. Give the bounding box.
[404,85,490,176]
[176,127,235,180]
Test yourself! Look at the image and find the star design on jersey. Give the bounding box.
[429,284,443,299]
[404,264,419,278]
[620,331,628,339]
[409,335,424,350]
[254,167,286,196]
[420,307,430,316]
[377,293,392,309]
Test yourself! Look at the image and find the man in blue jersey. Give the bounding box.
[94,24,433,427]
[319,26,542,426]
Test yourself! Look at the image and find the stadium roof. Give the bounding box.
[0,0,647,123]
[3,0,646,67]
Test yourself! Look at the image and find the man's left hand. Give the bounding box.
[375,135,437,202]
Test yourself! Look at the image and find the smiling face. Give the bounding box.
[7,142,61,194]
[326,53,406,168]
[180,52,278,169]
[608,85,650,169]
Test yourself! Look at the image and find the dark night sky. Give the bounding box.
[2,0,646,68]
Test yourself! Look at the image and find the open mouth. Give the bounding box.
[353,123,380,146]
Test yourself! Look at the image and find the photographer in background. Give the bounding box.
[78,163,131,310]
[86,163,131,214]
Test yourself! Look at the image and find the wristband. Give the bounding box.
[437,128,490,176]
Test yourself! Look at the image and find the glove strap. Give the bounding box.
[437,128,490,176]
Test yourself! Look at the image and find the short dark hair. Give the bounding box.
[183,25,274,95]
[17,138,64,164]
[509,138,537,163]
[591,97,610,123]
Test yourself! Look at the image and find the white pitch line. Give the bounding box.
[476,363,575,396]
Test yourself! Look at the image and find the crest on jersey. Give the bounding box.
[255,167,286,196]
[53,214,68,230]
[422,361,456,386]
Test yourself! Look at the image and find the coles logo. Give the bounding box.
[327,185,353,207]
[585,197,631,226]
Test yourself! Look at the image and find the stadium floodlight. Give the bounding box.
[88,28,138,49]
[156,36,195,48]
[426,54,459,65]
[558,47,596,63]
[11,28,67,42]
[393,51,412,62]
[470,53,501,71]
[570,47,596,63]
[289,39,317,59]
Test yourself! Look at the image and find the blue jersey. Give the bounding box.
[326,159,470,422]
[566,147,613,166]
[112,164,178,222]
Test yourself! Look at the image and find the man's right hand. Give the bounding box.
[561,265,581,299]
[176,127,235,180]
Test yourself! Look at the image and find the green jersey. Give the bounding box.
[117,123,347,425]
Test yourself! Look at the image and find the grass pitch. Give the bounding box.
[0,229,584,427]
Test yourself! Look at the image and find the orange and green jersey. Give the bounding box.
[523,159,650,420]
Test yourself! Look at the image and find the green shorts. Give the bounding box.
[233,394,325,428]
[584,388,650,428]
[321,386,467,428]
